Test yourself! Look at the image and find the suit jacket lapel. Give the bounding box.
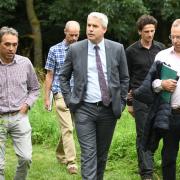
[80,39,88,82]
[105,39,112,83]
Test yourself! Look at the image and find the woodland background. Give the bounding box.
[1,1,180,179]
[0,0,180,69]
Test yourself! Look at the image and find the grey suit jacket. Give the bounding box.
[60,39,129,119]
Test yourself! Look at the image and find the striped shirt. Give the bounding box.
[45,40,73,93]
[0,55,40,113]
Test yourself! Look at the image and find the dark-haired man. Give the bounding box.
[0,26,39,180]
[126,15,165,180]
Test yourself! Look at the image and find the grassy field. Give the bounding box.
[5,116,141,180]
[3,93,180,179]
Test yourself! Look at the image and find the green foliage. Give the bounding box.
[0,0,17,9]
[93,0,148,41]
[35,67,45,84]
[44,0,148,41]
[161,0,180,20]
[29,90,59,145]
[109,111,136,160]
[143,0,180,21]
[3,92,180,179]
[1,0,179,68]
[0,0,17,24]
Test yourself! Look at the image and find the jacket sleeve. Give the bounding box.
[59,46,73,106]
[133,61,162,104]
[119,45,129,109]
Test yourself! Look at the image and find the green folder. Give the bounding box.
[160,63,177,103]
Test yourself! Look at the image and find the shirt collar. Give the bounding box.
[0,55,17,65]
[137,39,155,49]
[170,46,176,54]
[62,39,69,51]
[88,38,105,50]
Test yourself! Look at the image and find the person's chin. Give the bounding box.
[88,37,95,43]
[7,54,14,59]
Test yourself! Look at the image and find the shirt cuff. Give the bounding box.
[152,79,163,93]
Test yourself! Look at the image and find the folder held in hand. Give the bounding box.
[160,63,177,103]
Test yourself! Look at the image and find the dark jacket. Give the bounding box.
[133,60,172,151]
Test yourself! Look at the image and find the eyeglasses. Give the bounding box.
[169,35,180,41]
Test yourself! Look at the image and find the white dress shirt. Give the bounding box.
[153,47,180,108]
[83,39,108,103]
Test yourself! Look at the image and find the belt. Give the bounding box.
[93,101,104,106]
[0,111,19,116]
[92,101,112,107]
[172,108,180,114]
[84,101,111,107]
[83,101,104,107]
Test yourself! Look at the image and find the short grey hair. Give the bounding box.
[0,26,18,42]
[88,12,108,28]
[172,19,180,28]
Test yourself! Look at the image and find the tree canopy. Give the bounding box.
[0,0,179,68]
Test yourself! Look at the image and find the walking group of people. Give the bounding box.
[0,11,180,180]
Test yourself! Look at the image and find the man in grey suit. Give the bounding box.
[60,12,129,180]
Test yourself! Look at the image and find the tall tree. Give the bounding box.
[26,0,43,68]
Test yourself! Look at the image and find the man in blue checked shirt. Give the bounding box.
[44,21,80,174]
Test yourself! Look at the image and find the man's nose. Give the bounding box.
[148,32,154,36]
[9,44,14,50]
[72,36,77,40]
[89,26,93,31]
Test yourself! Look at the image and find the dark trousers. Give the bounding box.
[74,102,117,180]
[133,99,153,179]
[162,113,180,180]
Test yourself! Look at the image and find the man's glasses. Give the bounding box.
[169,35,180,41]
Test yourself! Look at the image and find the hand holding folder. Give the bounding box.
[160,63,178,103]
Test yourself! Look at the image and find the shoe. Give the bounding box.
[142,175,153,180]
[56,157,67,165]
[67,164,78,174]
[143,177,152,180]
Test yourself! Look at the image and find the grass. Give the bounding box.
[5,116,140,180]
[3,92,180,179]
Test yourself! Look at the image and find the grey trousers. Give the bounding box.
[0,112,32,180]
[74,102,117,180]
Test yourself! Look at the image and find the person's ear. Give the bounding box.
[64,28,67,35]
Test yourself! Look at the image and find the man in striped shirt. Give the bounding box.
[0,26,39,180]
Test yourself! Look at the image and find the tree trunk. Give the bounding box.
[26,0,43,68]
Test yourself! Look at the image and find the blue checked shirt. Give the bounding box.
[45,40,73,93]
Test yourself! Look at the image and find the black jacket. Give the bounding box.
[133,60,172,151]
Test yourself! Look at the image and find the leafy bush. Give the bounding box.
[29,90,59,145]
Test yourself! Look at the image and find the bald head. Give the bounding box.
[64,21,80,44]
[171,19,180,28]
[170,19,180,53]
